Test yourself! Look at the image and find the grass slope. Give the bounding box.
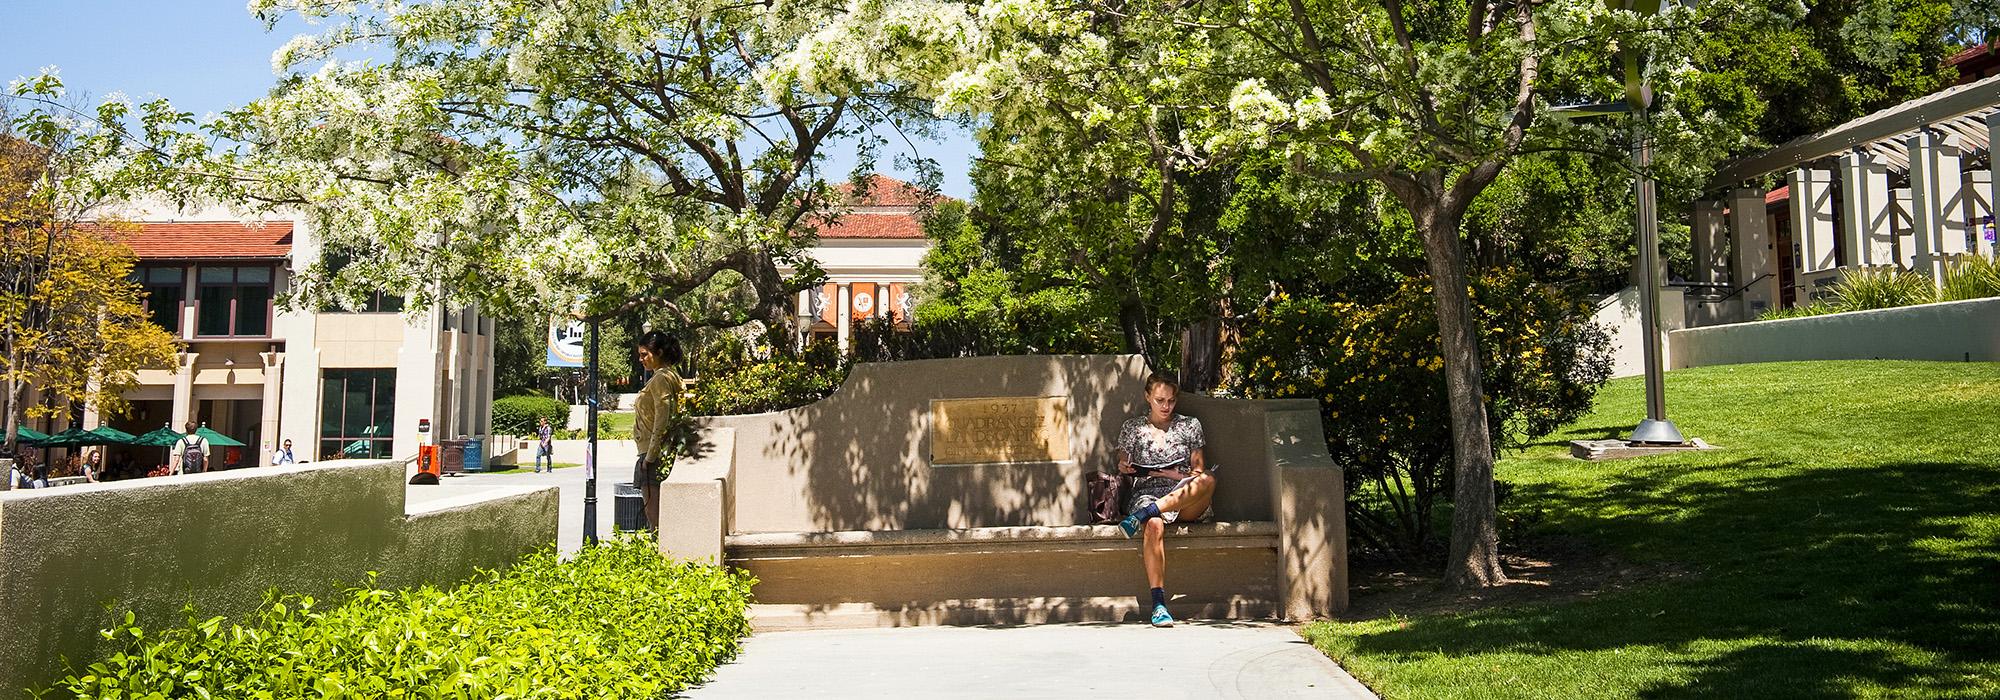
[1305,361,2000,699]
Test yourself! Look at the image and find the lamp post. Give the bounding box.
[582,316,600,546]
[1548,0,1689,446]
[1626,108,1685,445]
[1616,0,1686,445]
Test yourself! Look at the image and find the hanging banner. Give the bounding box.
[850,282,878,321]
[546,318,587,367]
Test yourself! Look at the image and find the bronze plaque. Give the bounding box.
[929,397,1071,465]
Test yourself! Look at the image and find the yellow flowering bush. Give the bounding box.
[1233,267,1611,556]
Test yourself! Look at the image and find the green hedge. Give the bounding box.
[492,394,568,436]
[48,536,756,699]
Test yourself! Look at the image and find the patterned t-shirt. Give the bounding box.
[1117,414,1205,474]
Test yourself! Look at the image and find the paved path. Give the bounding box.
[404,460,637,553]
[681,622,1377,699]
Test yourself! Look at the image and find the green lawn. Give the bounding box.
[605,411,635,433]
[1304,360,2000,699]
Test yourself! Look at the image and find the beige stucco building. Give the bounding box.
[790,175,938,350]
[73,202,495,468]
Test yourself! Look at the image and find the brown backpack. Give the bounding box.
[1087,472,1126,525]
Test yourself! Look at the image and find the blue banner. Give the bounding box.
[546,318,586,367]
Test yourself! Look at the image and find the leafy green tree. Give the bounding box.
[1,109,179,452]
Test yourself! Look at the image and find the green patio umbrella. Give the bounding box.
[128,426,185,447]
[37,428,101,447]
[86,426,138,445]
[10,426,50,446]
[130,426,185,475]
[194,426,246,447]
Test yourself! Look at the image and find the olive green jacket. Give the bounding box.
[632,367,684,466]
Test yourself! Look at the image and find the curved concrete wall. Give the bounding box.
[1669,297,2000,368]
[0,461,555,697]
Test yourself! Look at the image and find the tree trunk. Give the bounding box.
[1117,294,1158,371]
[1412,196,1507,589]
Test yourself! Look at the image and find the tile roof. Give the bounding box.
[121,221,294,259]
[835,174,948,207]
[816,212,926,239]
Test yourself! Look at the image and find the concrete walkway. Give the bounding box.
[681,621,1377,699]
[404,459,637,553]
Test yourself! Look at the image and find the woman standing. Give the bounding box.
[631,330,686,531]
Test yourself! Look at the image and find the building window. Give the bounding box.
[321,369,395,460]
[133,266,184,333]
[320,247,404,313]
[196,266,273,337]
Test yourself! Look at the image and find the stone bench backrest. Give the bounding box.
[704,354,1328,533]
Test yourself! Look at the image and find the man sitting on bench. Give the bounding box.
[1116,373,1218,628]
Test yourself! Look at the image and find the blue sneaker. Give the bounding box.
[1118,511,1144,538]
[1150,604,1174,627]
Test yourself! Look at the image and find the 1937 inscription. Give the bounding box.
[929,397,1070,465]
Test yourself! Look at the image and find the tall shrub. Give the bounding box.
[1233,268,1612,557]
[686,337,848,416]
[491,394,568,436]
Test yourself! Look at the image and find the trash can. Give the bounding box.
[463,436,486,473]
[613,481,650,532]
[416,444,441,477]
[440,440,466,474]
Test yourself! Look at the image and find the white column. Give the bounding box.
[1838,152,1895,267]
[259,351,284,466]
[1728,188,1776,318]
[1691,200,1729,284]
[170,352,199,430]
[1907,130,1966,280]
[1892,187,1917,269]
[1788,168,1838,274]
[835,283,852,352]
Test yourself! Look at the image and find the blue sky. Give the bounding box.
[0,2,977,198]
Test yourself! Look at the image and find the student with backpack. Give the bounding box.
[172,421,211,475]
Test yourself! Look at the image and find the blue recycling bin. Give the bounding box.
[461,437,486,473]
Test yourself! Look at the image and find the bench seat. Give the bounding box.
[728,521,1284,629]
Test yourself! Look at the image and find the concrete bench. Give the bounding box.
[662,354,1347,629]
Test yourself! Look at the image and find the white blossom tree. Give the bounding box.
[14,0,941,329]
[783,0,1711,587]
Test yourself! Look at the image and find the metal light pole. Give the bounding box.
[582,317,600,546]
[1627,111,1684,445]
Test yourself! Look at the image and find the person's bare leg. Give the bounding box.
[1151,473,1216,516]
[643,484,662,531]
[1142,517,1166,588]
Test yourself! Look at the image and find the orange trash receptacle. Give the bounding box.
[417,444,441,477]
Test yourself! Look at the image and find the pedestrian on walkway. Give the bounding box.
[172,421,210,475]
[535,417,554,473]
[632,329,685,531]
[271,439,297,465]
[1116,373,1218,628]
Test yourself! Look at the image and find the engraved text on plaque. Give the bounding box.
[929,397,1071,465]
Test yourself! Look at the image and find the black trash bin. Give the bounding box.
[613,481,650,532]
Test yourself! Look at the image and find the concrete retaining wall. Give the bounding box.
[0,461,556,696]
[1669,297,2000,369]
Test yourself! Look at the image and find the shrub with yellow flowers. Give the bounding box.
[1232,267,1612,557]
